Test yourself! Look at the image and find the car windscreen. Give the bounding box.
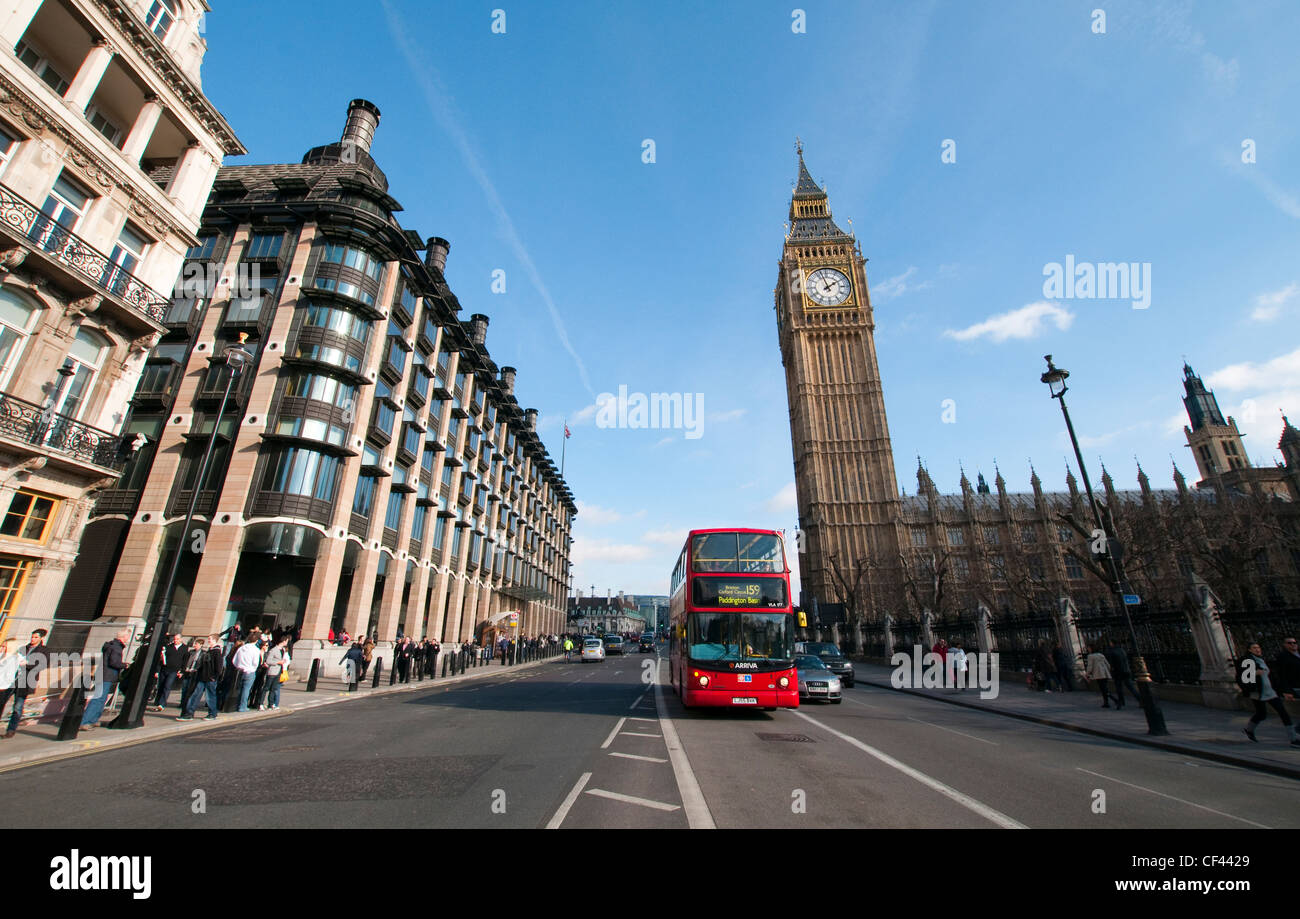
[795,655,829,670]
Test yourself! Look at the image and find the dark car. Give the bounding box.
[638,632,656,652]
[794,641,855,687]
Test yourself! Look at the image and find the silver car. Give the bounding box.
[795,654,842,703]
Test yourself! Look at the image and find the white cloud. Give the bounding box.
[644,526,688,546]
[1250,282,1298,322]
[570,538,653,564]
[873,266,931,301]
[575,502,628,526]
[652,435,674,448]
[707,408,747,423]
[1206,348,1300,391]
[1076,421,1150,449]
[764,482,798,513]
[1189,349,1300,464]
[943,301,1074,343]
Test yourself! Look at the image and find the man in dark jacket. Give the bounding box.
[81,628,131,729]
[179,636,224,720]
[8,628,49,735]
[1104,638,1138,710]
[1051,641,1075,692]
[149,634,188,712]
[1273,637,1300,700]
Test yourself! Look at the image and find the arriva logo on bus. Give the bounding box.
[890,645,1000,700]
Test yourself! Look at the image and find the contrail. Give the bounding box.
[380,0,596,398]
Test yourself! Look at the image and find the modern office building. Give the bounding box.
[68,99,575,666]
[0,0,242,637]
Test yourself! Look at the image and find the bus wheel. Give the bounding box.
[761,707,776,712]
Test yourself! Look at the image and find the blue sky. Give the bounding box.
[202,0,1300,597]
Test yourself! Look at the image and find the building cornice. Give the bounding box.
[90,0,245,156]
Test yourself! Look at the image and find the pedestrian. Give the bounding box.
[149,633,188,712]
[1104,638,1138,709]
[180,635,225,721]
[232,636,262,712]
[0,638,26,738]
[81,628,130,730]
[341,641,364,685]
[178,637,206,712]
[12,629,49,730]
[1033,639,1056,693]
[217,638,241,708]
[1272,637,1300,700]
[1238,642,1299,746]
[1051,641,1075,692]
[947,638,968,691]
[360,637,375,680]
[397,638,412,682]
[1084,642,1113,708]
[264,636,291,710]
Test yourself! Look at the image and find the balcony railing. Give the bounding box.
[0,185,169,324]
[0,391,123,469]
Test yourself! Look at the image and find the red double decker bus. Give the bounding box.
[668,528,798,710]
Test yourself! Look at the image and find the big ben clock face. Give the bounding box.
[805,267,852,306]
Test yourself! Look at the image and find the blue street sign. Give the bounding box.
[1123,594,1141,606]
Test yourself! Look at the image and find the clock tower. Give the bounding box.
[775,145,901,619]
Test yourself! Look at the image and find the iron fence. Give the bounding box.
[988,610,1059,673]
[1074,605,1203,685]
[1219,608,1300,661]
[0,391,123,469]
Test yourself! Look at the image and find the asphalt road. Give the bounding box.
[1,649,1295,828]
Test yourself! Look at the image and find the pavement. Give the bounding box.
[851,661,1300,780]
[0,651,548,773]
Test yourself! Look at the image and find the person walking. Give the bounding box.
[1084,642,1113,708]
[1104,638,1138,709]
[0,638,26,738]
[360,637,375,681]
[232,637,262,712]
[947,639,968,691]
[149,633,188,712]
[1238,642,1299,746]
[12,629,49,730]
[180,635,225,720]
[1033,639,1057,693]
[81,628,131,730]
[177,637,205,712]
[341,641,364,686]
[264,636,291,710]
[1051,641,1075,692]
[1273,637,1300,700]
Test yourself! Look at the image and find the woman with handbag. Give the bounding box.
[1084,642,1113,708]
[264,636,292,711]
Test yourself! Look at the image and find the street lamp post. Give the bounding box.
[1040,355,1168,735]
[109,338,254,729]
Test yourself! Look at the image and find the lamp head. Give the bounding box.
[1041,354,1069,399]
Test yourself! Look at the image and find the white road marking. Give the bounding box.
[584,788,680,812]
[601,717,627,749]
[907,716,999,745]
[628,689,649,710]
[653,673,715,829]
[1075,768,1270,828]
[842,697,880,709]
[794,710,1026,829]
[619,731,662,738]
[609,752,669,763]
[627,717,658,723]
[546,771,592,829]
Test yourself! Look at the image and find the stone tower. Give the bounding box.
[774,145,900,615]
[1182,363,1249,481]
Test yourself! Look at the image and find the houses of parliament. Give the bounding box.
[774,147,1300,659]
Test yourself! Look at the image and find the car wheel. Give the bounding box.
[845,680,855,688]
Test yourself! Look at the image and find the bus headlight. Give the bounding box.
[698,676,709,687]
[779,677,789,688]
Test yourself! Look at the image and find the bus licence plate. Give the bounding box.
[732,697,757,705]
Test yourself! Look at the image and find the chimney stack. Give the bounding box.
[425,236,449,273]
[499,366,516,396]
[524,408,538,432]
[341,99,381,155]
[469,314,489,346]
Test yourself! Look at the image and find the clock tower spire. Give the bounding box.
[775,148,901,620]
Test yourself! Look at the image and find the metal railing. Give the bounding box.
[0,390,123,469]
[0,184,170,323]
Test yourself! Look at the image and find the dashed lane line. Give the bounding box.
[794,710,1027,829]
[906,716,999,745]
[584,788,680,812]
[601,717,627,750]
[546,772,592,829]
[1075,768,1270,828]
[609,752,669,763]
[619,731,662,738]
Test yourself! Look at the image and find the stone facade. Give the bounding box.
[0,0,240,642]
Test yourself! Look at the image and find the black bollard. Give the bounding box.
[441,653,448,677]
[306,658,321,693]
[56,687,88,740]
[373,658,384,688]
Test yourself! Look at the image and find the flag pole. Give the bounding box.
[561,418,567,477]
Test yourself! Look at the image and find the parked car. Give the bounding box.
[795,654,842,703]
[603,635,625,655]
[794,641,855,687]
[582,637,606,662]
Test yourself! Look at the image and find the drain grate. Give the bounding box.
[756,732,815,743]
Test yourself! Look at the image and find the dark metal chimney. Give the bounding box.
[499,366,516,395]
[524,408,538,432]
[341,99,381,155]
[469,313,488,346]
[425,237,449,272]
